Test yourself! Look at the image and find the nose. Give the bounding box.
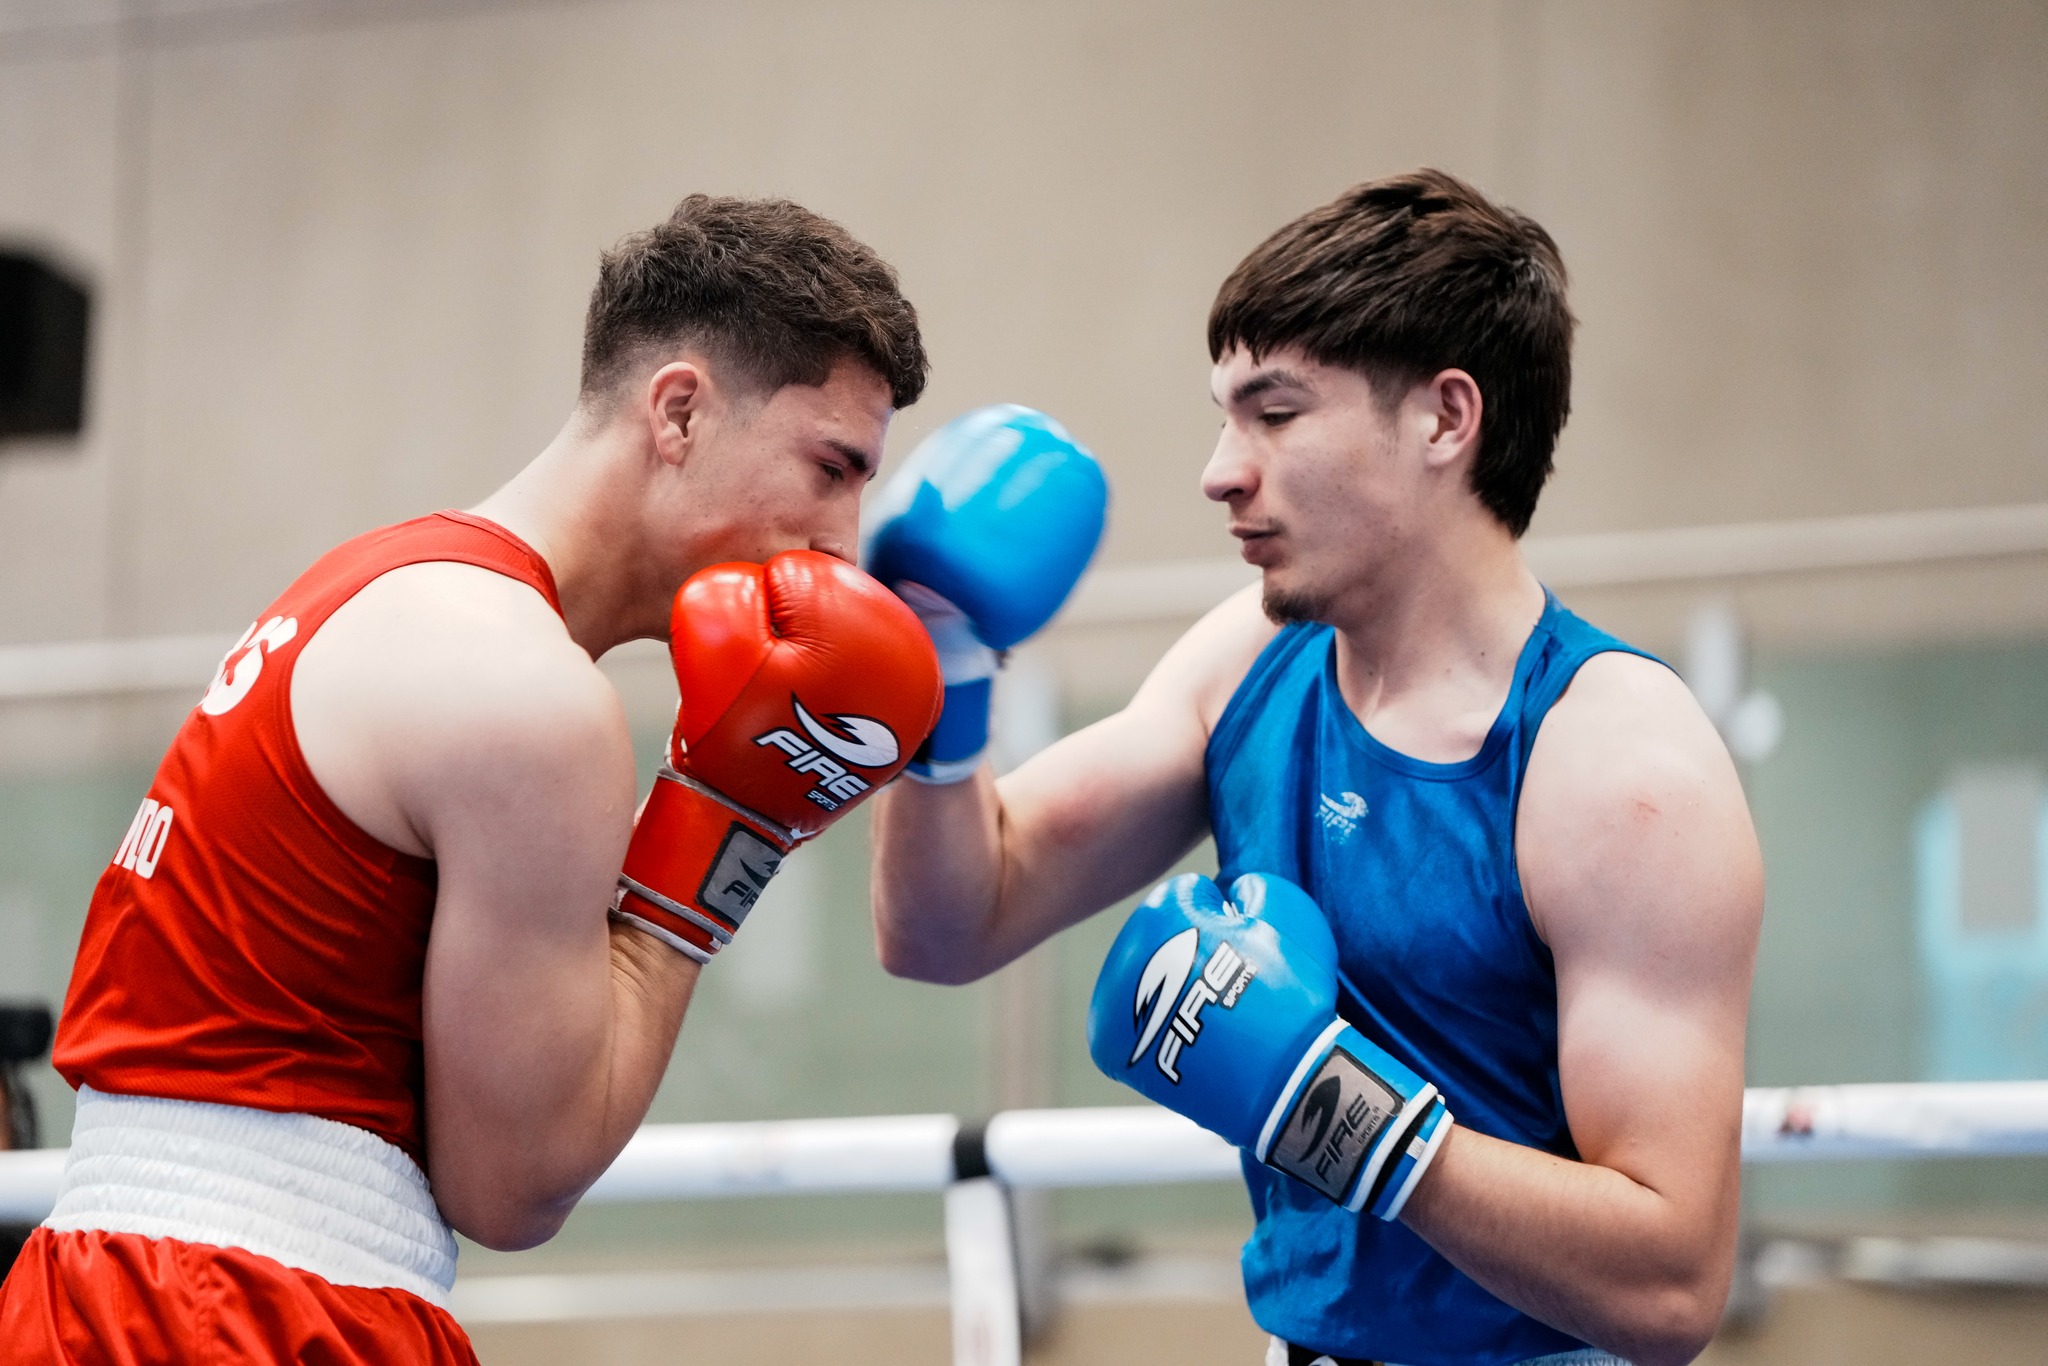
[811,502,859,565]
[1201,426,1255,505]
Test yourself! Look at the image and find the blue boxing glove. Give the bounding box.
[1088,873,1452,1220]
[864,405,1107,783]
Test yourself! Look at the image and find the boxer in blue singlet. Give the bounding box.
[867,169,1763,1366]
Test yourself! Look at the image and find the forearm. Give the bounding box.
[588,920,699,1153]
[870,688,1220,986]
[428,924,698,1249]
[521,925,698,1215]
[1400,1125,1735,1365]
[869,772,1011,983]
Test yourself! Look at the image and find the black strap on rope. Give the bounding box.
[951,1117,991,1181]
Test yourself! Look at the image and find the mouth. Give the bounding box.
[1231,525,1281,565]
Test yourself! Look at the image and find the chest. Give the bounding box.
[1208,670,1547,1004]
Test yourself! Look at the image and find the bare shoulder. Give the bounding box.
[1526,651,1724,794]
[1130,582,1280,735]
[1517,650,1761,960]
[296,561,633,857]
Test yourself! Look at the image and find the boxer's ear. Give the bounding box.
[645,360,707,468]
[1418,368,1483,472]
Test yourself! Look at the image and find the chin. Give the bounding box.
[1260,576,1335,627]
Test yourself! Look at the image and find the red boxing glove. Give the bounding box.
[613,551,943,962]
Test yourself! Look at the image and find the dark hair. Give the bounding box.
[581,195,927,411]
[1208,169,1573,536]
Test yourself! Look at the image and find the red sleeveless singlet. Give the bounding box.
[53,512,562,1163]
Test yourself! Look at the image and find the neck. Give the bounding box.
[1326,506,1546,757]
[469,412,664,659]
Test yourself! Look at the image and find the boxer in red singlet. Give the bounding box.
[0,195,933,1364]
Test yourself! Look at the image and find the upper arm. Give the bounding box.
[396,617,636,1101]
[296,565,639,1155]
[989,585,1278,938]
[411,627,644,1241]
[1516,653,1762,1204]
[297,564,638,956]
[413,642,635,994]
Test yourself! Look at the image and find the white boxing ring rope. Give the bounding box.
[3,1083,2048,1363]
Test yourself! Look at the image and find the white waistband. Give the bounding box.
[46,1086,457,1307]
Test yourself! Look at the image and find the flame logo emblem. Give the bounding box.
[1127,928,1199,1067]
[792,698,901,769]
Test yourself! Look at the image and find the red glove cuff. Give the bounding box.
[612,768,794,962]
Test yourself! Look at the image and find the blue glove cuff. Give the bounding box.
[1254,1020,1448,1215]
[1368,1097,1452,1222]
[905,677,992,784]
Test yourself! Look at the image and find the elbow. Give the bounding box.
[875,922,989,986]
[433,1171,579,1253]
[870,886,996,985]
[1609,1276,1727,1366]
[875,940,946,984]
[439,1192,573,1253]
[1624,1320,1718,1366]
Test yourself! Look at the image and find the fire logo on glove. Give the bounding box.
[754,697,904,811]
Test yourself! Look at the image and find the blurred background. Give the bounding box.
[4,1,2048,1361]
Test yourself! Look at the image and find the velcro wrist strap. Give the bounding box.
[1253,1020,1444,1214]
[903,754,985,785]
[894,582,997,686]
[609,902,714,963]
[616,768,793,959]
[1368,1098,1452,1222]
[906,677,992,783]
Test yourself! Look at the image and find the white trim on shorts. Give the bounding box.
[43,1085,458,1307]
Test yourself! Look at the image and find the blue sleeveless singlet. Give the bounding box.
[1207,592,1661,1366]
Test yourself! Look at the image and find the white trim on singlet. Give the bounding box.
[43,1086,457,1307]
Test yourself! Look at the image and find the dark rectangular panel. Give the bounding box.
[0,252,91,440]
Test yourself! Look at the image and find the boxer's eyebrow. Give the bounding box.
[1227,369,1311,406]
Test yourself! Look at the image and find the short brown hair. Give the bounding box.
[1208,169,1573,536]
[581,195,928,411]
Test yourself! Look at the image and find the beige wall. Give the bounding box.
[2,0,2045,654]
